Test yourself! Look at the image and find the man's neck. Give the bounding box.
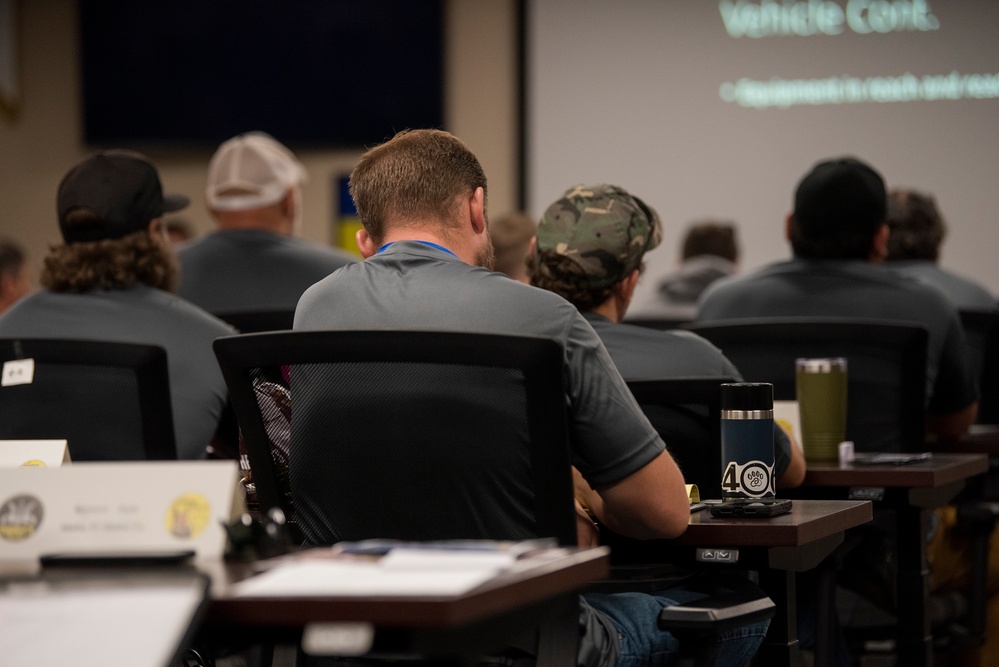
[379,232,471,264]
[591,298,623,324]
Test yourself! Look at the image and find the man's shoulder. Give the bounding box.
[127,287,235,336]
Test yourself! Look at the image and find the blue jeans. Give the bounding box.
[584,588,769,667]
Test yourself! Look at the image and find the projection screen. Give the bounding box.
[525,0,999,313]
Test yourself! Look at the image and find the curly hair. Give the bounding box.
[528,250,614,311]
[41,229,178,293]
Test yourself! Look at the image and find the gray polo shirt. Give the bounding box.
[295,241,665,488]
[177,228,356,314]
[887,260,996,311]
[582,312,793,479]
[0,285,233,459]
[698,259,978,413]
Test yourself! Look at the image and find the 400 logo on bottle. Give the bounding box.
[721,460,774,498]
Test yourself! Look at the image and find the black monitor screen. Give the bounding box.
[79,0,444,148]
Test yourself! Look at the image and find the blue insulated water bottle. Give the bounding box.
[720,383,775,499]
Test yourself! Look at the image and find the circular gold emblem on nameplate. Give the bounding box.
[20,459,47,468]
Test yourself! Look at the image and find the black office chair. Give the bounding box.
[688,318,929,453]
[959,309,999,424]
[622,317,694,331]
[625,377,736,500]
[0,338,177,460]
[213,309,296,334]
[213,330,774,666]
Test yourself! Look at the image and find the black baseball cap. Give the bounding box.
[793,157,887,238]
[57,150,189,244]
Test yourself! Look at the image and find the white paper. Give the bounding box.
[235,559,501,598]
[0,581,204,667]
[0,440,70,467]
[774,400,802,450]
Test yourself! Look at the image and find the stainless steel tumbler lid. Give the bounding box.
[795,357,847,373]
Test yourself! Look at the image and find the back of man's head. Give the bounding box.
[886,189,946,262]
[790,157,887,260]
[0,238,26,280]
[681,221,739,262]
[58,150,189,245]
[206,132,306,216]
[348,129,488,245]
[530,184,662,311]
[490,212,536,282]
[45,150,185,293]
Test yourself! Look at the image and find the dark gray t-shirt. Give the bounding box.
[582,312,793,480]
[177,228,356,314]
[0,285,233,459]
[887,260,995,311]
[698,259,978,413]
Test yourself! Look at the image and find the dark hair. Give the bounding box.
[349,129,488,245]
[790,157,886,260]
[41,229,178,293]
[0,238,26,278]
[681,221,738,262]
[528,251,613,311]
[886,189,945,261]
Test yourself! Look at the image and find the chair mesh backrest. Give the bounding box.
[627,378,733,500]
[688,319,928,453]
[0,338,176,460]
[213,331,576,547]
[959,310,999,424]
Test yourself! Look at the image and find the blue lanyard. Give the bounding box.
[377,241,457,258]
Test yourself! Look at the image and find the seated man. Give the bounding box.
[0,237,32,314]
[295,129,767,666]
[0,150,233,459]
[489,211,536,283]
[177,132,355,315]
[886,188,996,312]
[529,184,804,489]
[698,157,978,440]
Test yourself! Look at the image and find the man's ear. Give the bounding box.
[784,213,794,241]
[871,223,890,263]
[147,219,165,242]
[356,228,377,259]
[469,187,487,235]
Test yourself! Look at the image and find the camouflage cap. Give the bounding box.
[535,184,663,289]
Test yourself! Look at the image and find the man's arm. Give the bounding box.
[573,451,690,540]
[776,424,806,488]
[927,401,978,441]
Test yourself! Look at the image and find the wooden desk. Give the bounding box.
[797,452,988,667]
[199,547,610,666]
[603,499,872,667]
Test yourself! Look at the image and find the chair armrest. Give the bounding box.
[658,590,775,633]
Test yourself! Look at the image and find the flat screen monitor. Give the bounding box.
[79,0,444,149]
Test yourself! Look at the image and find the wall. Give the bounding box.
[0,0,519,277]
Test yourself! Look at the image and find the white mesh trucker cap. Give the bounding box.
[206,132,307,211]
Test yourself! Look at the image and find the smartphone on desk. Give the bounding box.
[851,452,932,466]
[709,498,792,518]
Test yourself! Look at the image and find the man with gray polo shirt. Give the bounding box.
[177,132,355,315]
[295,129,768,667]
[0,150,233,460]
[529,184,804,489]
[698,157,978,439]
